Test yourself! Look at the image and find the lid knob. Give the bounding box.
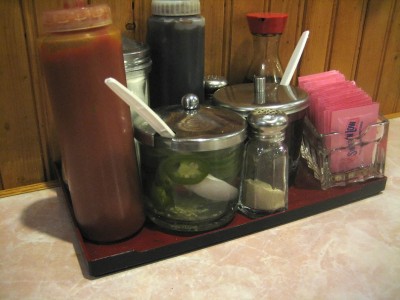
[181,94,200,111]
[254,76,266,104]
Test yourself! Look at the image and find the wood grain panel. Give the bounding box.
[132,0,152,42]
[21,0,54,181]
[227,0,266,83]
[0,1,45,188]
[270,0,306,84]
[355,0,395,99]
[375,0,400,114]
[299,0,336,75]
[328,0,367,79]
[202,0,226,75]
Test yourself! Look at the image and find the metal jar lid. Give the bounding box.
[122,35,152,72]
[134,94,247,151]
[213,83,309,120]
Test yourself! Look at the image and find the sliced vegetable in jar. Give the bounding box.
[198,145,243,181]
[159,155,209,185]
[150,183,174,209]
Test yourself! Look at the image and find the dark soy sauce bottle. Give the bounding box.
[147,0,205,108]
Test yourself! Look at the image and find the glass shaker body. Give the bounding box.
[39,5,145,243]
[122,35,152,116]
[147,0,205,108]
[245,12,288,84]
[240,109,289,218]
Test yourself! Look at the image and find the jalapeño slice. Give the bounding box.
[160,155,209,185]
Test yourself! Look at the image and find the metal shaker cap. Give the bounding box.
[204,75,228,99]
[122,35,152,72]
[248,108,288,137]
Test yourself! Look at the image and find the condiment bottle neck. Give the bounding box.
[252,33,281,58]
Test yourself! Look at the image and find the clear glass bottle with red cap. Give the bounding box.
[244,12,288,83]
[38,1,145,243]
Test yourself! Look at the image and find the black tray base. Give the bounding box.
[56,161,387,278]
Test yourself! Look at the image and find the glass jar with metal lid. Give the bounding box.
[134,94,247,233]
[213,82,308,184]
[122,35,152,119]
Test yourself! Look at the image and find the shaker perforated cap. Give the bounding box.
[247,12,288,35]
[151,0,201,16]
[248,108,288,137]
[42,4,112,33]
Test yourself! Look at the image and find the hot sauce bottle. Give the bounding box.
[39,3,145,243]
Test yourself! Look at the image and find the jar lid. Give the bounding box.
[122,36,152,71]
[213,83,309,119]
[134,94,247,151]
[247,12,288,35]
[42,4,112,33]
[151,0,201,16]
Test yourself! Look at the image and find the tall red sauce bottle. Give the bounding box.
[38,3,145,243]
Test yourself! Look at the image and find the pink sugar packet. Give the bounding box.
[317,91,372,133]
[311,82,362,129]
[298,70,345,88]
[306,80,350,123]
[327,103,379,173]
[322,96,373,134]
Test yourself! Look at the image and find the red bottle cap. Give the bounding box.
[246,13,288,35]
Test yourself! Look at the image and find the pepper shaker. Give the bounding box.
[239,108,289,218]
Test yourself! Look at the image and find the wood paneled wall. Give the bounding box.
[1,0,399,191]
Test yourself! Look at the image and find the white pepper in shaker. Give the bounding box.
[239,108,289,218]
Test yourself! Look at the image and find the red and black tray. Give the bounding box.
[56,161,386,278]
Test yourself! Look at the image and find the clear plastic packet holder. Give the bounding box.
[300,115,389,190]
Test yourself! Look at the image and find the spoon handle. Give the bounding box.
[105,78,175,138]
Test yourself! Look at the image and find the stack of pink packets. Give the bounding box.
[298,70,380,173]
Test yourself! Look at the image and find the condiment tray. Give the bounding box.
[56,161,386,278]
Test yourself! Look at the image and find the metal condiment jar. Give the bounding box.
[213,82,308,184]
[134,94,247,233]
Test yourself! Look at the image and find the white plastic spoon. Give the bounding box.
[280,30,310,86]
[104,77,175,138]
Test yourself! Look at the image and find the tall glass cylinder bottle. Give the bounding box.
[39,3,145,243]
[245,13,288,83]
[147,0,205,108]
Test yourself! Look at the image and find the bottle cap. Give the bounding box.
[151,0,201,16]
[122,35,152,72]
[246,12,288,35]
[42,4,112,33]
